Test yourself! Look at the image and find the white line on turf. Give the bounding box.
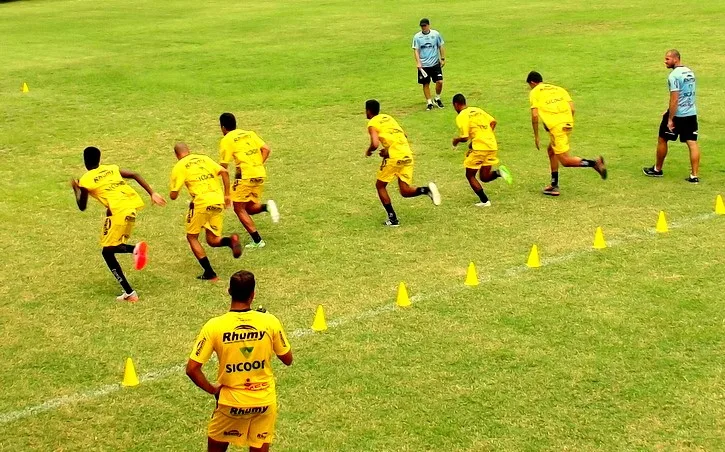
[0,212,717,425]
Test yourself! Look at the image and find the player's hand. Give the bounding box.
[667,118,675,132]
[151,192,167,206]
[451,138,458,147]
[212,383,222,399]
[70,178,79,191]
[440,59,446,67]
[224,195,232,208]
[534,138,540,150]
[378,148,389,158]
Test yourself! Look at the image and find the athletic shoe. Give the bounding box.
[475,201,492,207]
[230,233,242,259]
[133,241,148,270]
[643,166,663,177]
[197,273,219,282]
[384,219,400,227]
[685,175,700,184]
[267,200,280,223]
[428,182,441,206]
[498,165,513,185]
[116,291,139,303]
[542,185,560,196]
[245,240,266,249]
[594,156,607,180]
[435,98,445,108]
[426,103,434,111]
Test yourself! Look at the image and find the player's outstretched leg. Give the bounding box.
[247,200,279,224]
[465,168,491,207]
[187,233,218,281]
[557,153,606,179]
[102,246,138,302]
[398,179,440,206]
[233,202,266,249]
[206,230,242,259]
[376,179,399,226]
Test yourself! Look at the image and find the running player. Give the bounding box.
[186,270,293,452]
[527,71,607,196]
[71,146,166,302]
[451,93,512,206]
[219,113,280,249]
[170,143,242,281]
[364,99,441,226]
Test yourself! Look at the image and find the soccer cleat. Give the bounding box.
[245,240,266,249]
[435,98,445,108]
[475,201,492,207]
[428,182,441,206]
[594,156,607,180]
[133,241,148,270]
[267,199,280,223]
[426,103,434,111]
[116,291,139,303]
[197,273,219,282]
[685,175,699,184]
[230,233,242,259]
[542,185,560,196]
[498,165,513,185]
[384,218,400,227]
[643,166,663,177]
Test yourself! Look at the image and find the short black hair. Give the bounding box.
[229,270,255,302]
[526,71,543,83]
[365,99,380,116]
[419,18,430,26]
[83,146,101,168]
[452,93,466,105]
[219,112,236,131]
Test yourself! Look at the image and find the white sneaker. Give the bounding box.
[245,240,267,249]
[116,291,139,303]
[267,200,280,223]
[428,182,441,206]
[475,201,492,207]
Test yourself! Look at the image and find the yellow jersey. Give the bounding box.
[529,83,574,129]
[190,309,291,407]
[78,164,144,213]
[367,114,413,161]
[170,154,225,208]
[455,106,498,151]
[219,130,267,180]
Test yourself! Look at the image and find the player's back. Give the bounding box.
[458,106,497,151]
[219,129,267,180]
[367,114,412,160]
[669,66,697,116]
[79,164,144,213]
[530,83,573,128]
[172,154,224,207]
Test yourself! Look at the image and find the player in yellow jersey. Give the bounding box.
[451,93,513,207]
[71,146,166,302]
[364,100,441,227]
[527,71,607,196]
[187,270,293,452]
[170,143,243,281]
[219,113,280,249]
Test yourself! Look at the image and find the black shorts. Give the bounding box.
[418,64,443,85]
[659,112,698,142]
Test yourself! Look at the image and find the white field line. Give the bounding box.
[0,212,718,425]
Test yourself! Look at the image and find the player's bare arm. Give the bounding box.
[119,169,167,206]
[366,126,380,156]
[530,108,540,150]
[452,135,468,147]
[169,190,180,201]
[667,91,679,131]
[569,101,576,117]
[413,49,422,68]
[185,359,222,396]
[218,167,231,207]
[490,120,497,131]
[260,144,271,163]
[278,350,294,366]
[439,44,446,67]
[71,179,88,211]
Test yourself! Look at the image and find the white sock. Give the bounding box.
[435,96,441,100]
[427,99,432,104]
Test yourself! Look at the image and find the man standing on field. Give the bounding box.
[412,18,446,111]
[186,270,293,452]
[643,49,701,183]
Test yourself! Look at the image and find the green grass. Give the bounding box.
[1,0,725,450]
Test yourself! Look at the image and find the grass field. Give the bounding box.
[2,0,725,450]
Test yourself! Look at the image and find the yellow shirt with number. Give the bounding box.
[455,106,498,151]
[529,83,574,129]
[219,130,267,180]
[367,114,413,161]
[78,164,144,213]
[170,154,225,208]
[190,309,291,407]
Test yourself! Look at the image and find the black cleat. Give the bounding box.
[643,166,663,177]
[197,273,219,282]
[435,98,445,108]
[594,156,607,180]
[426,103,434,111]
[685,175,699,184]
[384,218,400,227]
[542,185,560,197]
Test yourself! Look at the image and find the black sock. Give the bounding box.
[383,203,397,220]
[551,171,559,186]
[580,159,596,168]
[197,257,216,276]
[107,244,134,253]
[414,187,430,197]
[102,249,133,294]
[219,237,232,247]
[482,171,500,183]
[474,188,489,203]
[259,204,268,213]
[250,231,262,244]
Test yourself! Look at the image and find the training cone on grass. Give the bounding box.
[526,245,541,268]
[656,211,669,233]
[593,227,607,249]
[311,305,327,332]
[716,195,725,215]
[21,82,29,93]
[122,358,139,387]
[464,262,479,286]
[396,282,411,307]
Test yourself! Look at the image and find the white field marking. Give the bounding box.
[0,212,718,425]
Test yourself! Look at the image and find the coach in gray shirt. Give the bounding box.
[412,18,446,111]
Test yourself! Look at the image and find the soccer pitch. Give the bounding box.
[2,0,725,450]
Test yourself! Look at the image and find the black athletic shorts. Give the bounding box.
[659,111,698,142]
[418,64,443,85]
